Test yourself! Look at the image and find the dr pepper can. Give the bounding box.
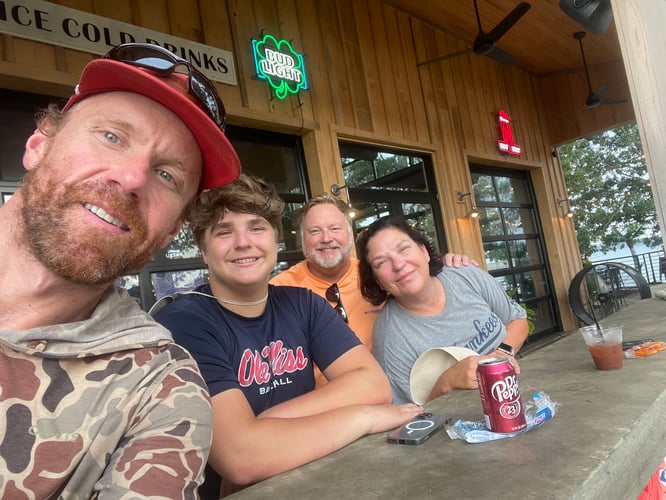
[476,358,526,433]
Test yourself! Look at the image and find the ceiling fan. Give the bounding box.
[418,0,531,67]
[574,31,627,108]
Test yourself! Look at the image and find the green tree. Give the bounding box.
[557,123,662,266]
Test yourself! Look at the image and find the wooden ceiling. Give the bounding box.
[380,0,623,77]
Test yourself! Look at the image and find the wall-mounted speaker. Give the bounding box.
[558,0,613,36]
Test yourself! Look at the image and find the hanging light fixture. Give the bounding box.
[330,183,357,218]
[456,191,480,218]
[557,197,574,218]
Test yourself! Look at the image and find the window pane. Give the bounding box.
[340,142,428,192]
[514,269,548,299]
[151,269,208,301]
[352,202,391,233]
[115,275,141,307]
[163,224,200,260]
[503,207,537,234]
[282,202,304,252]
[0,89,59,182]
[472,173,496,202]
[402,203,440,254]
[484,241,509,269]
[530,301,555,335]
[493,274,514,291]
[503,208,523,235]
[478,207,503,236]
[230,139,303,194]
[496,176,531,203]
[509,239,542,267]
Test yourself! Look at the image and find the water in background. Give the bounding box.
[590,242,664,284]
[590,242,655,261]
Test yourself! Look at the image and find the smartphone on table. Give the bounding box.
[386,412,451,445]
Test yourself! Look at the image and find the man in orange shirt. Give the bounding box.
[272,194,378,349]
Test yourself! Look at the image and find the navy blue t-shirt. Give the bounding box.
[155,284,362,415]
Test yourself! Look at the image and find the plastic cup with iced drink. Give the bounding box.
[580,324,623,370]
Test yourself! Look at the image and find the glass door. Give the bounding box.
[471,166,561,338]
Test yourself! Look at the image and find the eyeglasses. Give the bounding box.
[325,283,348,323]
[105,43,227,131]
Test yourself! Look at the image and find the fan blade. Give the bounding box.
[585,87,607,108]
[483,44,517,65]
[473,33,517,64]
[487,2,531,42]
[416,47,474,67]
[590,86,609,101]
[585,94,601,108]
[601,97,629,105]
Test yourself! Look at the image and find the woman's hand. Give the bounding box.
[426,355,485,402]
[490,350,521,374]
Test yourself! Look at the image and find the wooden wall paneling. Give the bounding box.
[474,59,498,155]
[477,60,501,157]
[91,1,134,23]
[411,25,456,223]
[449,56,475,155]
[130,0,170,31]
[537,74,566,147]
[366,0,402,137]
[198,0,241,116]
[546,72,582,146]
[507,70,539,163]
[539,60,633,147]
[411,22,440,141]
[352,1,390,137]
[251,0,280,40]
[165,1,203,41]
[496,66,521,158]
[569,72,593,139]
[527,72,550,164]
[296,0,334,130]
[10,38,59,72]
[228,0,274,114]
[276,0,315,124]
[379,4,415,140]
[292,1,338,196]
[337,0,374,132]
[396,10,430,144]
[58,1,94,12]
[0,32,13,62]
[482,63,507,157]
[251,0,299,120]
[433,32,466,160]
[266,0,312,123]
[471,58,494,154]
[317,1,355,127]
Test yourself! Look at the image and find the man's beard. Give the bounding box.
[19,166,169,285]
[306,239,353,270]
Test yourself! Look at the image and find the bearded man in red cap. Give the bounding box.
[0,43,240,498]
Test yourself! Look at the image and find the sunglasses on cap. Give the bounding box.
[104,43,227,131]
[325,283,348,323]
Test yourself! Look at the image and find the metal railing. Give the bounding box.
[591,249,665,284]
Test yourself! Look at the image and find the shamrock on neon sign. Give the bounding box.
[252,34,308,99]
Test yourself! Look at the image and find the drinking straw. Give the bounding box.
[587,298,603,337]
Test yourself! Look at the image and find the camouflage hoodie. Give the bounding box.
[0,286,213,499]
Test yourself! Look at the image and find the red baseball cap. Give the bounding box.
[63,58,241,194]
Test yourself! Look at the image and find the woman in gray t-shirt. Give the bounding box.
[357,216,528,404]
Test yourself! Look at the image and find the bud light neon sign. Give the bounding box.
[252,34,308,100]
